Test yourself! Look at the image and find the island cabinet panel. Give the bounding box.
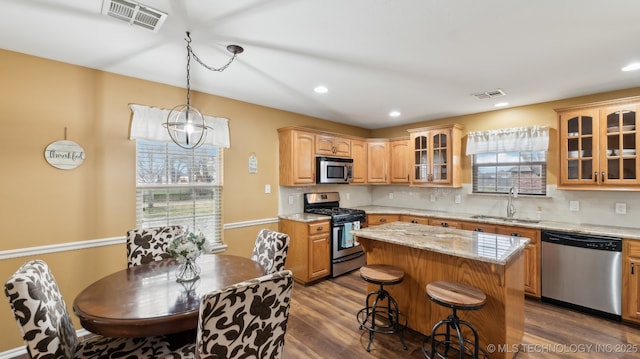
[279,219,331,284]
[623,239,640,323]
[356,226,525,359]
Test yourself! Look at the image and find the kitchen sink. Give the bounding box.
[470,215,540,224]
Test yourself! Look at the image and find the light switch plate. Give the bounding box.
[569,200,579,212]
[264,184,271,194]
[615,202,627,214]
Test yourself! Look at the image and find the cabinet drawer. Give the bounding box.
[400,215,430,225]
[627,240,640,258]
[496,225,539,244]
[367,214,400,226]
[308,221,330,235]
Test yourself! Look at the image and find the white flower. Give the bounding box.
[168,230,209,262]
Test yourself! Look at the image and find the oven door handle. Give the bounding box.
[333,251,365,263]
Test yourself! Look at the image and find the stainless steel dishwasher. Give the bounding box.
[541,230,622,321]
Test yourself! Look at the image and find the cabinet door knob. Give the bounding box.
[602,171,605,182]
[317,226,323,231]
[441,222,448,227]
[594,171,598,183]
[474,228,483,232]
[380,218,387,223]
[411,220,418,223]
[511,233,521,237]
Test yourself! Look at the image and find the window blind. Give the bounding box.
[136,140,223,246]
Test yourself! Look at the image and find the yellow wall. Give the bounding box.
[2,47,639,352]
[0,49,369,351]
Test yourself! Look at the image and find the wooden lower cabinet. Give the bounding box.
[495,225,540,298]
[279,219,331,284]
[623,239,640,323]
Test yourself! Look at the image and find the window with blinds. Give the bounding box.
[136,140,223,246]
[472,151,546,195]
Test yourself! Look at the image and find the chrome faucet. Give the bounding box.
[507,187,517,218]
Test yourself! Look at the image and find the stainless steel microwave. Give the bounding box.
[316,157,353,184]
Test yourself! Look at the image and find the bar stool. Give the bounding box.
[356,264,408,352]
[423,281,488,359]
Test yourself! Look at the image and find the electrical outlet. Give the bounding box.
[454,194,461,204]
[615,202,627,214]
[264,184,271,194]
[288,195,294,205]
[346,193,350,200]
[430,193,436,202]
[388,192,394,200]
[569,200,579,212]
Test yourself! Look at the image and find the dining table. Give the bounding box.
[73,253,265,338]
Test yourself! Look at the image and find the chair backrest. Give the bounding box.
[4,260,79,359]
[251,229,290,274]
[126,225,184,267]
[196,270,294,359]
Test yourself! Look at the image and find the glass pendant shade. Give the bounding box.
[165,103,210,149]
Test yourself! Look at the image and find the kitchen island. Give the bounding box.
[353,221,529,359]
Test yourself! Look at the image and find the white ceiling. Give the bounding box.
[2,0,640,129]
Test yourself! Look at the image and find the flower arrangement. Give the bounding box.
[167,230,211,263]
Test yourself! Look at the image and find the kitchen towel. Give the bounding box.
[343,222,354,248]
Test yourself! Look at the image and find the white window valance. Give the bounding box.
[466,126,549,155]
[128,104,231,148]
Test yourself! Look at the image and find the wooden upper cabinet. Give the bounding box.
[367,139,390,184]
[278,128,316,186]
[390,138,410,183]
[350,139,367,184]
[557,96,640,189]
[408,124,463,187]
[316,134,351,158]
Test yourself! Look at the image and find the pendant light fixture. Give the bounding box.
[164,32,243,149]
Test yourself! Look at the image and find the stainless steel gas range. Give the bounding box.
[303,192,366,277]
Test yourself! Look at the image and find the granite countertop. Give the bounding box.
[279,205,640,240]
[357,205,640,240]
[353,221,529,265]
[278,213,331,223]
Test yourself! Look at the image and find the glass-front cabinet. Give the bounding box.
[557,97,640,188]
[407,124,463,187]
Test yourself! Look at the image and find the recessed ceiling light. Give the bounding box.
[622,63,640,72]
[389,111,401,117]
[314,86,328,94]
[494,102,509,108]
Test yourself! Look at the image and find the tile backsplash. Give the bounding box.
[279,184,640,229]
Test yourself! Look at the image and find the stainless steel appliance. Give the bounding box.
[316,157,353,184]
[541,230,622,320]
[303,192,366,277]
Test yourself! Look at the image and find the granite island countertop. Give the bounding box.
[352,221,529,265]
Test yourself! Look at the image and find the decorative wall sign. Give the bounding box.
[44,140,86,170]
[248,152,258,173]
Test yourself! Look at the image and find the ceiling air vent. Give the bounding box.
[102,0,167,32]
[471,89,506,100]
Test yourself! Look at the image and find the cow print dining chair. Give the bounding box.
[195,270,294,359]
[251,229,290,274]
[4,259,195,359]
[126,225,184,268]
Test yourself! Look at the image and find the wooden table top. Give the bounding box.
[72,254,265,338]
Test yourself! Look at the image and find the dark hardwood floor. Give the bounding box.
[282,271,640,359]
[12,271,640,358]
